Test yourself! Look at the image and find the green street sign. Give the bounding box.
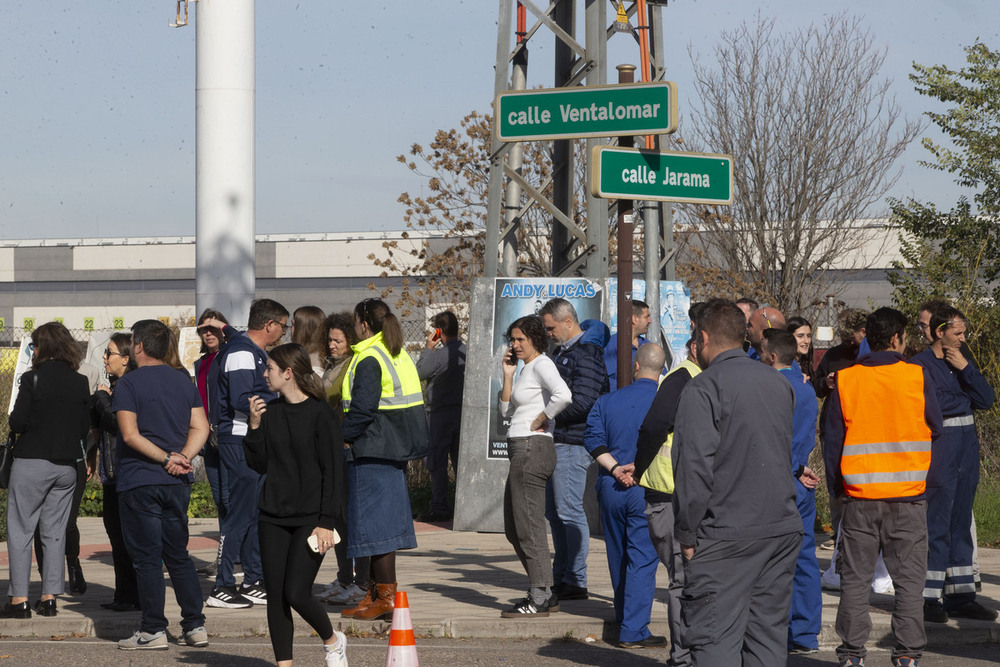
[496,82,678,142]
[590,146,733,205]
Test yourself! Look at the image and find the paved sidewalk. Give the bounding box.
[1,517,999,647]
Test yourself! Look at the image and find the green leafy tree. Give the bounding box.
[889,42,1000,474]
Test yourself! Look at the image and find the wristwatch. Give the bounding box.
[162,453,172,468]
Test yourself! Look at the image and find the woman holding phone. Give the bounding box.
[498,315,571,618]
[244,343,348,667]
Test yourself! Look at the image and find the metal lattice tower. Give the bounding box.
[484,0,676,289]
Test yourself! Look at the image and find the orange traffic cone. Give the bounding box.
[385,590,419,666]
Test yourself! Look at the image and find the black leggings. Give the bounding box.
[258,521,333,662]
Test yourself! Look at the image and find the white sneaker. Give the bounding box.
[118,630,168,650]
[324,629,348,667]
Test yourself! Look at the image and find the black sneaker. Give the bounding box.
[546,593,560,613]
[553,582,589,600]
[789,644,820,654]
[946,600,998,621]
[923,600,948,623]
[619,634,668,649]
[500,597,550,618]
[239,582,268,605]
[206,586,253,609]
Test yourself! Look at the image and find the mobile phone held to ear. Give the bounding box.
[504,346,518,366]
[433,328,442,341]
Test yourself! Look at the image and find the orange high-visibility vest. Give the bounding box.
[837,361,932,500]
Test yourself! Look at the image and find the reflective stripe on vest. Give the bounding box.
[638,358,702,495]
[837,361,931,499]
[342,334,424,412]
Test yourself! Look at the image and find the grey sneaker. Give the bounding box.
[181,626,209,647]
[118,630,168,650]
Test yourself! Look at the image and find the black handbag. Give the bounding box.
[0,431,15,489]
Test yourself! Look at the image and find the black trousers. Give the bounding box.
[102,483,138,604]
[258,521,333,662]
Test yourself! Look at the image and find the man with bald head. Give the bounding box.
[584,343,668,649]
[746,305,786,360]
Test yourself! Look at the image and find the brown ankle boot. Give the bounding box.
[353,582,396,621]
[341,581,376,618]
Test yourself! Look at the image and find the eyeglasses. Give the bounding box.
[271,320,290,333]
[104,348,124,358]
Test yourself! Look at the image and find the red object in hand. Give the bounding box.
[433,328,442,341]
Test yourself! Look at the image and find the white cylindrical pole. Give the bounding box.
[195,0,255,327]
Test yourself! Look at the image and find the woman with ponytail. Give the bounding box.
[339,298,429,622]
[244,343,348,666]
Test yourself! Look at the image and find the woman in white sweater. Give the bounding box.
[498,315,571,618]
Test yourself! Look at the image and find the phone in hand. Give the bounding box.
[504,346,518,366]
[433,328,442,341]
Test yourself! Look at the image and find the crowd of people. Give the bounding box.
[497,296,997,667]
[2,291,997,667]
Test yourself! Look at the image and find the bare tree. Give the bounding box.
[371,110,592,316]
[679,13,922,312]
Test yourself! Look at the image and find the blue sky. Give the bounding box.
[1,1,997,241]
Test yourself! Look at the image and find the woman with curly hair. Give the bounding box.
[498,315,571,618]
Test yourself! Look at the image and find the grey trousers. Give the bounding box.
[836,497,927,664]
[680,532,801,667]
[6,458,78,597]
[645,498,691,667]
[504,435,557,589]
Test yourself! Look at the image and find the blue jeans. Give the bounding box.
[545,442,592,588]
[119,484,206,634]
[216,438,264,588]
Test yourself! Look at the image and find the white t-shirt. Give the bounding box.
[499,354,572,439]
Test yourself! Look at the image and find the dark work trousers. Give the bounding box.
[924,422,979,608]
[258,521,333,663]
[598,476,658,644]
[215,438,264,588]
[202,444,229,569]
[34,459,87,574]
[680,531,801,667]
[503,435,557,589]
[102,483,138,605]
[788,482,822,651]
[644,498,691,667]
[836,497,927,665]
[426,407,461,516]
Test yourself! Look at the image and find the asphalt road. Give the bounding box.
[0,637,997,666]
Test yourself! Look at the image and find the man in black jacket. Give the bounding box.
[539,298,609,601]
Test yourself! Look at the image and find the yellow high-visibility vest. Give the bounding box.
[638,358,701,495]
[342,333,424,412]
